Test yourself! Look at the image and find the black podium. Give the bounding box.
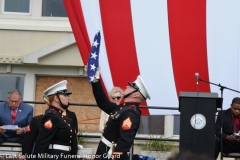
[179,92,222,159]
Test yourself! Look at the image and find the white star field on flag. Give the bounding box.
[87,31,101,83]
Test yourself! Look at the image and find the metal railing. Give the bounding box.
[79,134,179,142]
[0,100,180,143]
[1,100,180,110]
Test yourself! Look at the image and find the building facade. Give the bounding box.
[0,0,178,140]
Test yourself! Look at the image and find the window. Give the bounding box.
[42,0,67,17]
[138,115,164,134]
[3,0,30,14]
[0,75,25,101]
[173,115,180,135]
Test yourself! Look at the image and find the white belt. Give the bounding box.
[101,136,116,156]
[49,144,70,151]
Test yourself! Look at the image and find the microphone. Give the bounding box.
[195,73,199,85]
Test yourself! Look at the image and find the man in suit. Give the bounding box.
[215,97,240,159]
[0,89,33,144]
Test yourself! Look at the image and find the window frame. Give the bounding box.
[2,0,32,15]
[42,0,67,18]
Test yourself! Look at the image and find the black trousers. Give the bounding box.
[94,141,129,160]
[215,136,240,159]
[0,133,24,144]
[95,141,111,160]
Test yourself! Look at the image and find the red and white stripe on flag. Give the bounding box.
[64,0,240,115]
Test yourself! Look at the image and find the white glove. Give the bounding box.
[84,65,100,82]
[78,144,83,149]
[95,66,100,79]
[84,65,88,74]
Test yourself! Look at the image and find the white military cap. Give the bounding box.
[43,80,72,99]
[128,75,150,100]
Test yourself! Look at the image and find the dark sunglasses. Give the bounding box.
[111,96,121,100]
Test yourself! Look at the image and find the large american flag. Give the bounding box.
[64,0,240,115]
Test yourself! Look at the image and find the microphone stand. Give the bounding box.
[199,78,240,160]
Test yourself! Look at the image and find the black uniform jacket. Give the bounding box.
[66,109,78,132]
[33,105,78,159]
[22,114,43,156]
[216,108,234,140]
[22,110,78,158]
[92,81,141,159]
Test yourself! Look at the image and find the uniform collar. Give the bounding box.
[48,105,63,114]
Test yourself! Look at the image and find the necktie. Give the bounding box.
[12,109,17,124]
[233,118,237,132]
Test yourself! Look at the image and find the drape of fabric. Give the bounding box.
[63,0,110,111]
[63,0,90,62]
[12,109,17,124]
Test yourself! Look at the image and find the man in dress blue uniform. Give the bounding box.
[22,105,78,157]
[90,70,150,160]
[33,80,78,160]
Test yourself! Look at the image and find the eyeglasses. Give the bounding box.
[111,96,121,100]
